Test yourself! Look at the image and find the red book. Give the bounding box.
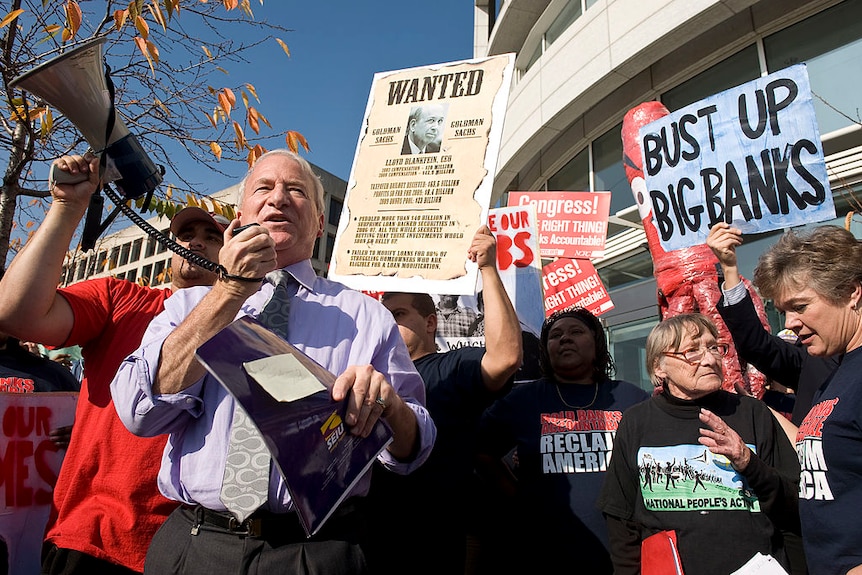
[642,530,684,575]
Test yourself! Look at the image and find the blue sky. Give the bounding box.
[188,1,475,189]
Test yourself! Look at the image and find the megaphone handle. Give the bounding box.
[49,160,96,188]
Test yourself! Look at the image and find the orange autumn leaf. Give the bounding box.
[135,15,150,39]
[147,39,160,64]
[0,9,25,29]
[65,1,82,38]
[286,130,310,153]
[223,87,236,107]
[232,121,245,150]
[202,111,217,128]
[209,141,223,160]
[275,38,290,57]
[217,92,232,116]
[147,1,166,31]
[257,110,272,129]
[246,145,266,167]
[113,9,128,30]
[247,107,260,134]
[222,0,238,10]
[134,36,156,75]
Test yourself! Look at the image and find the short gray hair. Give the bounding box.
[237,149,325,214]
[645,313,719,387]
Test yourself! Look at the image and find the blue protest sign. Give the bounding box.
[640,64,834,251]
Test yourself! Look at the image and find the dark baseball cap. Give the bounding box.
[170,207,230,235]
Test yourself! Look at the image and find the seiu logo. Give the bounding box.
[321,412,345,452]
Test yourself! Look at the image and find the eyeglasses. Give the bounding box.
[662,344,729,365]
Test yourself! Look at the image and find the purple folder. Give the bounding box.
[195,315,392,536]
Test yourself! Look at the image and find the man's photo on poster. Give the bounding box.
[401,103,448,155]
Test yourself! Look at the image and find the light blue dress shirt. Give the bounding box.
[110,259,435,513]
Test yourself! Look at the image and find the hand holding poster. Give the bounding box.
[508,191,611,259]
[640,64,834,251]
[542,258,614,317]
[487,205,545,338]
[329,54,515,295]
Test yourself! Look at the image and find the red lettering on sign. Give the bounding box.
[0,439,58,507]
[497,232,535,270]
[2,406,52,438]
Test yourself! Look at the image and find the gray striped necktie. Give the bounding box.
[219,270,297,521]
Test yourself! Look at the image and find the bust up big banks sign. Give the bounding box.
[640,64,834,251]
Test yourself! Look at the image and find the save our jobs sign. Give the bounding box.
[508,191,611,259]
[640,63,835,252]
[329,54,515,295]
[1,392,77,575]
[487,205,545,337]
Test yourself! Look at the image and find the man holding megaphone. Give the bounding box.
[0,153,226,575]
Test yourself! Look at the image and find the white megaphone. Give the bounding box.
[11,37,162,200]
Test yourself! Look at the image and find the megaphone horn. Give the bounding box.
[11,37,163,200]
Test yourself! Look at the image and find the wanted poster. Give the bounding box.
[329,54,515,295]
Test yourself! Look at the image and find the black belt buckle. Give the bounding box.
[228,515,263,537]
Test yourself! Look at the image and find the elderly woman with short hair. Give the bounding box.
[598,313,799,574]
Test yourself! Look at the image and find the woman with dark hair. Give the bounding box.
[476,307,648,572]
[598,313,799,574]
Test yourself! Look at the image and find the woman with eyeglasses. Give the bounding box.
[474,307,649,573]
[598,313,799,575]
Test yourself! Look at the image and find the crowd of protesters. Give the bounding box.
[0,148,858,575]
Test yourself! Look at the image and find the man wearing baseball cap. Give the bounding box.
[0,153,226,575]
[169,207,229,286]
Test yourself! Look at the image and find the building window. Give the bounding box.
[153,260,166,285]
[328,197,343,227]
[607,316,658,392]
[126,268,137,283]
[592,124,632,216]
[546,0,582,47]
[141,264,152,286]
[119,242,131,267]
[76,260,87,281]
[130,238,143,262]
[97,250,107,273]
[522,41,542,76]
[548,147,589,191]
[109,247,120,270]
[157,229,169,254]
[661,45,760,112]
[115,272,125,281]
[763,0,862,136]
[325,232,336,264]
[86,255,97,276]
[145,236,157,258]
[65,263,76,284]
[597,250,654,290]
